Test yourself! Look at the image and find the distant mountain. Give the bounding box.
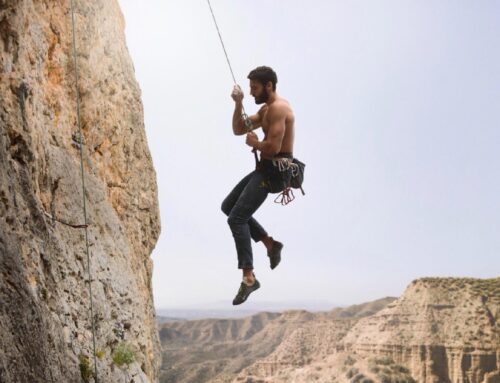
[156,309,261,321]
[158,297,395,383]
[237,278,500,383]
[156,316,188,324]
[158,278,500,383]
[156,300,339,321]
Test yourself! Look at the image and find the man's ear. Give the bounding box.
[266,81,273,91]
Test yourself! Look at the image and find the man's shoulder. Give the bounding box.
[269,98,291,112]
[268,99,293,120]
[258,105,268,114]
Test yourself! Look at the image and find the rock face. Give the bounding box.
[0,1,160,382]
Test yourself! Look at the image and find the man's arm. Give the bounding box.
[246,105,286,156]
[232,102,262,136]
[231,85,261,135]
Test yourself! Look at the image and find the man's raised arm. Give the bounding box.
[231,85,260,135]
[232,99,246,135]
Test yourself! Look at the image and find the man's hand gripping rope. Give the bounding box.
[232,84,258,155]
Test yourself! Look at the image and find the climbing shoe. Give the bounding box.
[232,279,261,305]
[268,240,283,270]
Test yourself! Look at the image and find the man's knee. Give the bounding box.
[227,215,236,227]
[221,199,231,216]
[227,213,244,227]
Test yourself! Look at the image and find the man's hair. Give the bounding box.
[247,66,278,91]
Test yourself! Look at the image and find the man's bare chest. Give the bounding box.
[261,108,270,133]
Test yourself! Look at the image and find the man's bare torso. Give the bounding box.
[258,97,295,159]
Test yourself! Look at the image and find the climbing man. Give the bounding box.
[221,66,296,305]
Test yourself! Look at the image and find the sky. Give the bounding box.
[117,0,500,311]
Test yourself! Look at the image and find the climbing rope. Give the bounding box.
[206,0,253,132]
[69,0,99,380]
[42,211,88,229]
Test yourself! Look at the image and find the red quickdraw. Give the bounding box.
[274,187,295,206]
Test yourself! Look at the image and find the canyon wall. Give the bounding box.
[236,278,499,383]
[0,1,161,382]
[158,279,499,383]
[342,278,500,383]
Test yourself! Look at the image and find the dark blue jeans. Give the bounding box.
[221,170,269,269]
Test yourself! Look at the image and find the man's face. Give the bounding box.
[250,80,269,105]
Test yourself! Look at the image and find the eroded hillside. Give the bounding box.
[158,298,395,383]
[159,278,499,383]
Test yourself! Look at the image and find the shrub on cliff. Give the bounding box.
[112,342,135,368]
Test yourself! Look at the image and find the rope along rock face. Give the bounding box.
[70,0,99,379]
[0,1,161,382]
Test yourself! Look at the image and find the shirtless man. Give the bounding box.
[221,66,295,305]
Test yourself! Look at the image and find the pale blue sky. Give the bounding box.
[118,0,500,310]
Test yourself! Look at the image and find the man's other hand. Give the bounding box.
[231,85,244,103]
[246,131,259,148]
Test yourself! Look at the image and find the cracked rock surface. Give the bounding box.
[0,1,161,382]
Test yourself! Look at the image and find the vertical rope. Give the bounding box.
[206,0,237,85]
[206,0,252,130]
[69,1,99,381]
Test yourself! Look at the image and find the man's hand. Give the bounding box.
[246,131,259,149]
[231,85,244,103]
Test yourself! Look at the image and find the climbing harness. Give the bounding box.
[270,157,305,205]
[69,0,99,380]
[272,158,299,205]
[273,157,299,174]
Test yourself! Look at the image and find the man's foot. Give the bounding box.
[267,240,283,269]
[232,279,261,305]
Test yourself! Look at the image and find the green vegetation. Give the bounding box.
[371,357,394,366]
[378,374,415,383]
[79,354,94,383]
[370,365,380,374]
[112,342,135,368]
[346,367,359,379]
[112,326,124,339]
[369,357,415,383]
[417,277,500,304]
[351,373,366,383]
[345,355,357,366]
[347,360,401,382]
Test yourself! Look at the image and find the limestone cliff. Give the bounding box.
[0,1,161,382]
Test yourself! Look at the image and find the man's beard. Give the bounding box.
[254,88,269,104]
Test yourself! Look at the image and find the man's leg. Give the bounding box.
[261,236,273,251]
[226,171,269,304]
[221,172,269,244]
[227,171,269,270]
[222,172,283,272]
